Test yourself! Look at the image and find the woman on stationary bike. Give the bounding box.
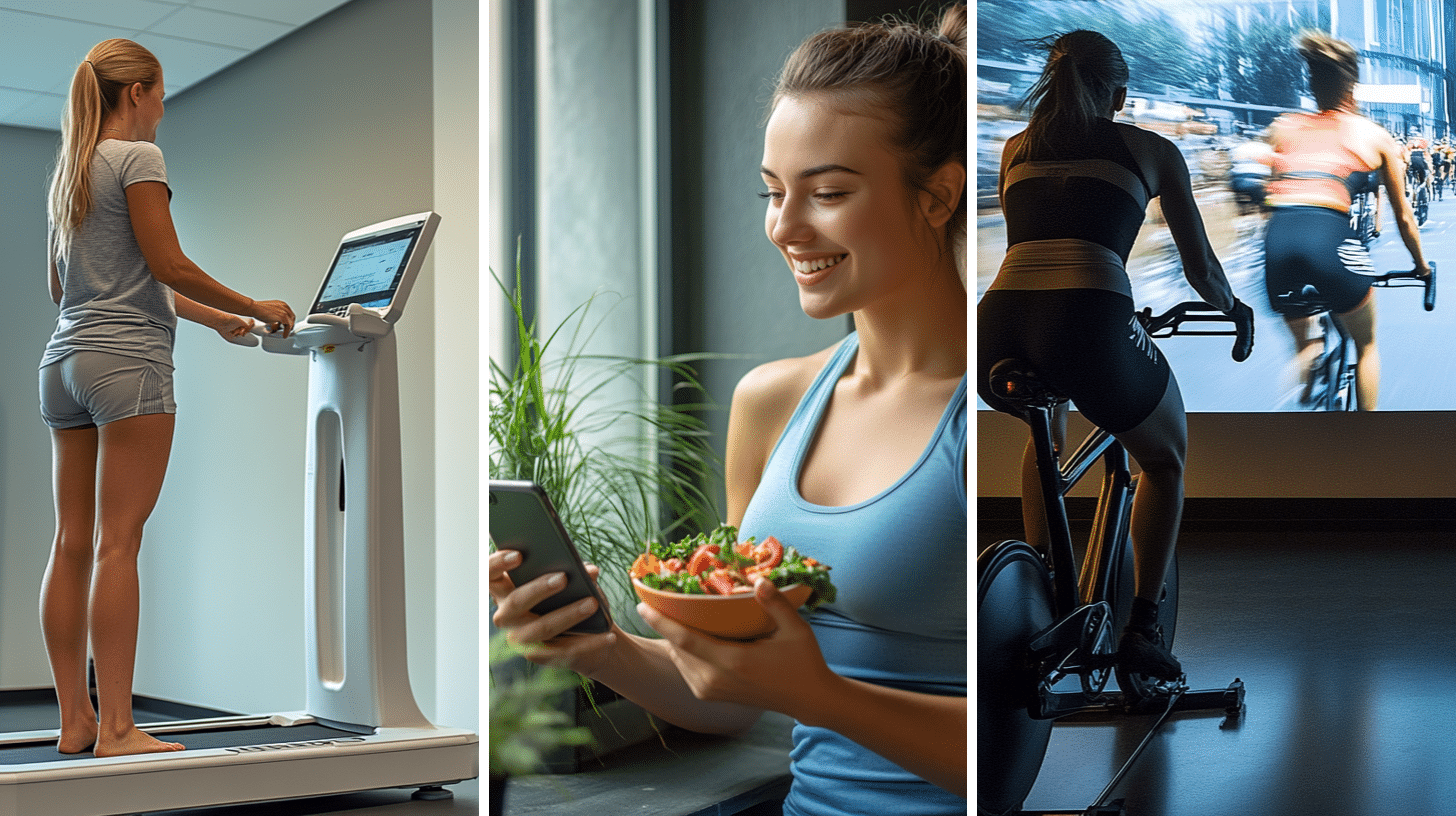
[978,30,1249,681]
[1262,31,1430,410]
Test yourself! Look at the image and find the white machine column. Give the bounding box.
[265,309,428,730]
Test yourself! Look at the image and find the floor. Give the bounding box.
[148,779,478,816]
[980,515,1456,816]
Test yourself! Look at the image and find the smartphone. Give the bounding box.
[488,480,612,634]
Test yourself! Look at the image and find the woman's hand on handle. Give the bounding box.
[213,313,253,341]
[1228,299,1255,362]
[248,299,295,337]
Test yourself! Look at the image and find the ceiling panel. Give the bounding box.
[191,0,353,27]
[0,0,354,131]
[1,0,180,32]
[148,6,293,51]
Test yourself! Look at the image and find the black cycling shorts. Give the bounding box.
[1410,154,1428,181]
[978,287,1173,435]
[1264,205,1374,315]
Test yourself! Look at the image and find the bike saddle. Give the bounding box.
[988,358,1066,410]
[1272,284,1331,317]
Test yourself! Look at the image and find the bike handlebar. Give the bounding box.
[1137,300,1255,363]
[1370,261,1437,312]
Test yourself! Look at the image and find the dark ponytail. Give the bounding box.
[1018,30,1128,155]
[1297,30,1359,112]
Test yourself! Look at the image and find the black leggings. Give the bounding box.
[978,287,1173,434]
[1264,205,1373,316]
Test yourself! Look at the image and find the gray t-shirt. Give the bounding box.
[42,140,177,369]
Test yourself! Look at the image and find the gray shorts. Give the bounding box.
[39,351,176,430]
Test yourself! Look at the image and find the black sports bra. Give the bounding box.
[1002,118,1153,263]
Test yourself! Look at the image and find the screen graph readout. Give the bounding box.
[317,232,416,309]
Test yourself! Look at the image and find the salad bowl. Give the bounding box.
[632,578,814,640]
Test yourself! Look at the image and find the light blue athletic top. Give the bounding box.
[737,333,967,816]
[42,140,176,369]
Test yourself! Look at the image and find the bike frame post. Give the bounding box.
[1025,402,1079,614]
[1080,436,1134,607]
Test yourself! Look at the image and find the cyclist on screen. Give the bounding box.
[1262,31,1430,410]
[1431,137,1448,199]
[1229,132,1273,214]
[1407,133,1430,192]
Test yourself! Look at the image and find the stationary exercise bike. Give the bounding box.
[978,302,1252,816]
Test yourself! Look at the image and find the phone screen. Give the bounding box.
[488,481,612,634]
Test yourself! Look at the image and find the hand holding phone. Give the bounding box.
[488,480,613,634]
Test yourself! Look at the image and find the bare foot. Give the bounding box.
[57,721,98,755]
[93,727,184,757]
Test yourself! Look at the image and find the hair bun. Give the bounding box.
[937,3,966,51]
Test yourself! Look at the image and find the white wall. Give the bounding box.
[431,0,479,730]
[0,125,64,688]
[0,0,478,730]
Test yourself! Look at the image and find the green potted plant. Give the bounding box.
[488,262,726,771]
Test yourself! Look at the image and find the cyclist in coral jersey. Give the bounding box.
[1262,31,1429,410]
[1407,135,1430,190]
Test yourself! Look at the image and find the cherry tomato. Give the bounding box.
[702,570,737,596]
[630,552,659,580]
[753,536,784,570]
[687,544,722,576]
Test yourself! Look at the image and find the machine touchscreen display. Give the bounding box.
[311,226,422,314]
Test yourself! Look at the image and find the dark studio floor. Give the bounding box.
[979,500,1456,816]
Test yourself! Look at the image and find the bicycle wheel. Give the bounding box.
[1417,188,1429,225]
[978,539,1056,816]
[1328,319,1357,411]
[1308,315,1349,411]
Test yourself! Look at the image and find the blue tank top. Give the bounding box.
[738,334,967,816]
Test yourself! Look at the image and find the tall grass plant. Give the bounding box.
[488,263,726,633]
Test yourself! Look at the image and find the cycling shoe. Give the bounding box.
[1117,627,1182,681]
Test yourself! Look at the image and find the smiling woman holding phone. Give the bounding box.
[489,6,968,813]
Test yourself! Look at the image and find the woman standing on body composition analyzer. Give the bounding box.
[490,5,968,813]
[39,38,294,758]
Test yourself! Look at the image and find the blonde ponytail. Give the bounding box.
[47,39,161,264]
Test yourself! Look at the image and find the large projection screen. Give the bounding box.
[976,0,1456,501]
[977,0,1454,413]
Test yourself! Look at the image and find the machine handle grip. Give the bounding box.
[222,321,266,347]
